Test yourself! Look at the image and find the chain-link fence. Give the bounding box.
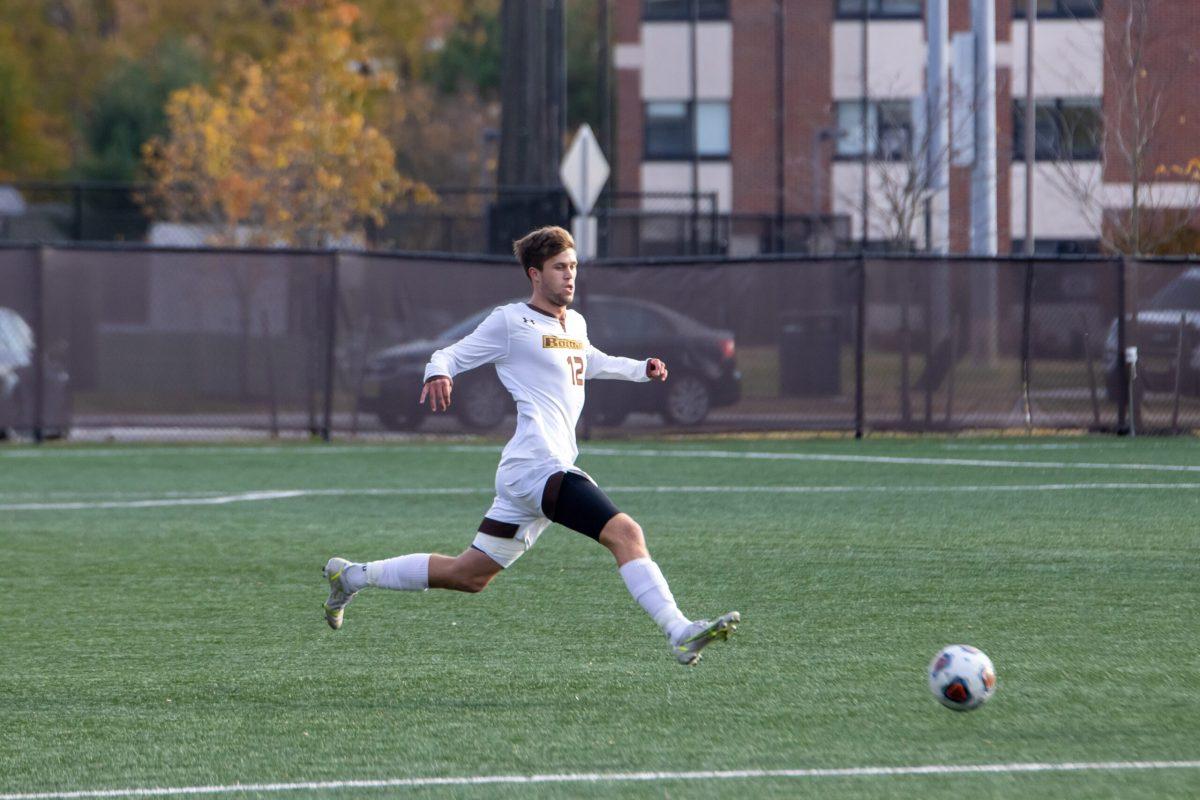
[2,244,1197,442]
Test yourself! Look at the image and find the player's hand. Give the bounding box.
[419,376,453,412]
[646,358,668,381]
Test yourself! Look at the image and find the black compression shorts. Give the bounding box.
[540,471,621,540]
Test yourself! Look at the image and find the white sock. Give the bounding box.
[347,554,430,592]
[619,557,691,643]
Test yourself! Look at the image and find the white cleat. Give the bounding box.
[322,557,358,630]
[671,611,741,665]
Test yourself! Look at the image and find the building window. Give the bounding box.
[835,0,924,19]
[1013,98,1102,161]
[645,101,730,159]
[695,102,730,156]
[835,100,914,161]
[643,0,729,21]
[1014,0,1102,19]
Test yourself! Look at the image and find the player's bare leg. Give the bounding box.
[600,513,740,665]
[323,547,502,630]
[427,548,503,593]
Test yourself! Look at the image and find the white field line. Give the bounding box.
[4,483,1200,511]
[0,445,399,459]
[940,443,1095,450]
[2,760,1199,799]
[561,446,1200,474]
[4,443,1199,477]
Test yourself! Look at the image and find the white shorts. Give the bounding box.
[471,460,591,568]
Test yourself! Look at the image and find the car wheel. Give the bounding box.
[662,373,710,426]
[455,379,510,430]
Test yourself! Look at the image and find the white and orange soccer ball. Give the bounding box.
[928,645,997,711]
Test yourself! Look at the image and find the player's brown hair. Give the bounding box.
[513,226,575,281]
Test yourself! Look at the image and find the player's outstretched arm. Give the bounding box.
[585,344,658,383]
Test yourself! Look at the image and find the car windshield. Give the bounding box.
[0,307,33,372]
[1147,273,1200,311]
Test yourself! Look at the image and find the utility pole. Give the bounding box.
[970,0,997,255]
[970,0,998,365]
[926,0,952,356]
[498,0,565,187]
[926,0,949,254]
[689,0,700,254]
[1023,0,1036,255]
[860,2,870,252]
[495,0,567,249]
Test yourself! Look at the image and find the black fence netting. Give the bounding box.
[575,259,856,433]
[1126,259,1200,433]
[2,244,1198,442]
[11,247,332,439]
[863,258,1124,431]
[333,252,525,437]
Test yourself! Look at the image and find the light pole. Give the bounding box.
[1023,0,1036,255]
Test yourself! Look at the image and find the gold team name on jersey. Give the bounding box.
[542,334,584,350]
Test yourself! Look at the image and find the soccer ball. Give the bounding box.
[928,644,996,711]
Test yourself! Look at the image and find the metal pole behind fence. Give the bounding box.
[1171,312,1185,433]
[922,265,934,426]
[1116,257,1128,434]
[945,314,959,425]
[32,246,46,444]
[1078,311,1101,429]
[899,268,911,425]
[321,252,339,442]
[1021,258,1034,431]
[261,311,279,439]
[855,255,866,438]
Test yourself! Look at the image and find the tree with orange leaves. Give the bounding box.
[144,1,429,247]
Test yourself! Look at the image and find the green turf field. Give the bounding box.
[2,436,1198,799]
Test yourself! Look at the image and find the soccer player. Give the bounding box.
[322,226,739,665]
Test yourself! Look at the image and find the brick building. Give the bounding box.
[612,0,1200,255]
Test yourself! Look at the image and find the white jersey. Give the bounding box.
[424,302,648,474]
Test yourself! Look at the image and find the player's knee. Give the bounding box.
[602,514,645,552]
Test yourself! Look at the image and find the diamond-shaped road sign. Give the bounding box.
[559,124,609,216]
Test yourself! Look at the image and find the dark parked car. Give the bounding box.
[359,296,741,430]
[0,307,71,439]
[1105,268,1200,402]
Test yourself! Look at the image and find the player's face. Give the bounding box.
[534,248,577,308]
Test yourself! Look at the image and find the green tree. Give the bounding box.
[80,38,208,183]
[427,0,501,97]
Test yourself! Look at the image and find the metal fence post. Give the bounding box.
[321,251,339,442]
[1116,256,1128,434]
[32,245,46,444]
[1020,257,1034,431]
[855,254,866,439]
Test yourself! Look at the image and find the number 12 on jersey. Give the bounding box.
[567,355,584,386]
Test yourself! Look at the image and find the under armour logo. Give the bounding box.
[522,317,537,327]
